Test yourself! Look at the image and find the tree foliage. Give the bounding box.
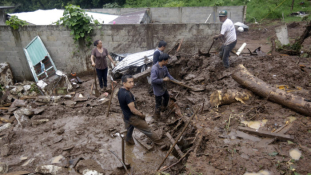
[55,4,100,46]
[5,16,28,30]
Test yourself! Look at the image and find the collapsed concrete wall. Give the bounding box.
[87,6,246,23]
[0,23,220,81]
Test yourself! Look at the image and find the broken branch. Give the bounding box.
[232,64,311,116]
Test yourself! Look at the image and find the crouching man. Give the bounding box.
[118,74,163,145]
[151,53,176,119]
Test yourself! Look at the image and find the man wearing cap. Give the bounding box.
[213,10,237,69]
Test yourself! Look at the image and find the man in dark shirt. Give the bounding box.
[118,75,162,145]
[153,40,166,65]
[151,53,176,119]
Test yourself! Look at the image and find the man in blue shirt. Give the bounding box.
[151,53,176,119]
[153,40,166,65]
[118,75,163,145]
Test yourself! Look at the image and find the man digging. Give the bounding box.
[151,53,177,119]
[213,10,237,69]
[117,75,163,145]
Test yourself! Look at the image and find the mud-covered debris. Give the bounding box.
[53,136,63,143]
[210,89,251,108]
[289,148,302,160]
[0,162,8,174]
[10,86,23,95]
[238,126,294,141]
[0,123,11,132]
[33,107,46,115]
[0,144,9,157]
[35,165,63,175]
[244,170,270,175]
[32,119,49,126]
[11,99,26,108]
[19,108,34,116]
[75,160,104,174]
[14,111,29,128]
[62,100,76,107]
[82,169,103,175]
[52,96,61,103]
[36,96,51,103]
[51,155,65,164]
[5,171,30,175]
[241,119,268,130]
[22,158,35,167]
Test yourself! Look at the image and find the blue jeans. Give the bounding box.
[219,40,237,68]
[96,68,108,88]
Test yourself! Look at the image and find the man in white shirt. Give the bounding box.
[213,10,237,68]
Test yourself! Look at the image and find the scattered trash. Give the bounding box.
[0,123,11,132]
[82,169,103,175]
[103,92,109,97]
[290,11,308,17]
[98,98,106,102]
[234,22,249,31]
[236,43,247,56]
[36,96,51,103]
[289,148,302,160]
[35,165,62,175]
[79,94,84,98]
[37,80,48,89]
[241,119,268,130]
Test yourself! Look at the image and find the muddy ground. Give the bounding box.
[1,21,311,175]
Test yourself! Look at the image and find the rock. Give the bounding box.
[19,108,34,116]
[184,74,196,81]
[52,96,61,103]
[33,107,46,115]
[75,160,104,175]
[0,163,8,174]
[51,155,65,164]
[10,86,23,95]
[62,100,76,107]
[23,85,31,92]
[0,123,11,133]
[36,96,51,103]
[35,165,63,175]
[11,99,26,108]
[14,111,29,128]
[82,169,103,175]
[32,119,49,126]
[0,62,13,86]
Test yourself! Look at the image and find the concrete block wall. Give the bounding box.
[87,6,246,23]
[0,23,221,81]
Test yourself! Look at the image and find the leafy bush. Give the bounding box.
[164,1,185,7]
[213,0,224,6]
[103,2,121,8]
[55,4,100,46]
[5,16,28,30]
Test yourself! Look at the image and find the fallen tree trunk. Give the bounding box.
[210,89,252,108]
[232,64,311,116]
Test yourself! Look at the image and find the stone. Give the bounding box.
[0,62,13,86]
[36,96,51,103]
[52,96,61,103]
[19,108,34,116]
[184,74,196,80]
[33,107,46,115]
[10,86,23,95]
[62,100,76,107]
[11,99,26,108]
[23,85,31,92]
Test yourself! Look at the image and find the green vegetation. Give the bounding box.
[5,16,28,30]
[55,4,100,46]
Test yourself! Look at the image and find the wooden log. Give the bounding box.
[210,89,251,108]
[165,132,184,157]
[232,64,311,116]
[238,127,294,141]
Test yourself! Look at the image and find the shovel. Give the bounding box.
[170,80,205,92]
[93,68,100,97]
[198,40,215,57]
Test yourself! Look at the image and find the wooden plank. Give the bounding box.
[235,131,262,142]
[238,127,294,141]
[19,96,37,100]
[5,171,30,175]
[0,107,9,110]
[165,132,184,157]
[257,123,293,147]
[0,117,10,123]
